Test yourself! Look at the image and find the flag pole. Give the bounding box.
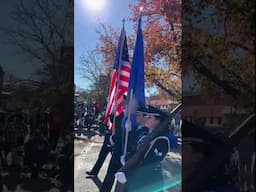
[112,19,126,134]
[123,89,133,156]
[123,13,143,156]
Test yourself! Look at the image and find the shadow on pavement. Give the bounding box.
[86,176,102,190]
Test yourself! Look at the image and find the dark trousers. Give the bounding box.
[100,152,122,192]
[50,129,60,150]
[91,133,112,174]
[0,176,2,192]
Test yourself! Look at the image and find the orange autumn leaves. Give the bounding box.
[92,0,182,97]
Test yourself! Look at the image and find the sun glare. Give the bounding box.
[84,0,105,13]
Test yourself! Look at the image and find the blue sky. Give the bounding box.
[74,0,135,90]
[0,0,157,96]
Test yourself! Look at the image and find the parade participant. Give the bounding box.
[121,105,149,164]
[86,117,113,177]
[87,95,128,182]
[96,94,133,192]
[182,120,240,192]
[115,106,177,192]
[99,112,124,192]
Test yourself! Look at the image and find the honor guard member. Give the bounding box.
[115,106,178,192]
[182,120,240,192]
[122,105,149,163]
[86,115,113,177]
[99,95,128,192]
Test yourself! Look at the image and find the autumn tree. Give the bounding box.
[75,0,182,100]
[79,22,134,105]
[129,0,255,112]
[129,0,182,98]
[182,0,255,112]
[94,23,120,77]
[88,3,182,99]
[94,22,135,76]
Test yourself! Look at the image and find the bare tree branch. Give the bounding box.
[5,0,68,71]
[190,57,240,96]
[229,41,255,54]
[79,51,107,84]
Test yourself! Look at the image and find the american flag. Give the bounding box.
[104,28,130,131]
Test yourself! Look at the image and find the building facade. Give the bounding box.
[147,95,179,112]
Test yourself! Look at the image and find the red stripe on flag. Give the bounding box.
[104,70,117,125]
[104,61,131,131]
[119,75,130,82]
[121,66,131,72]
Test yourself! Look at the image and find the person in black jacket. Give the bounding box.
[86,93,127,176]
[101,103,150,190]
[86,126,112,177]
[99,112,124,192]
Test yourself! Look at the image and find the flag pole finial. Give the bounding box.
[122,18,125,28]
[139,6,144,18]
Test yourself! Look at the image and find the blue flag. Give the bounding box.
[127,17,145,109]
[123,17,145,133]
[122,17,146,155]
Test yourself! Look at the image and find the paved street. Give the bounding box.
[74,134,113,192]
[74,130,181,192]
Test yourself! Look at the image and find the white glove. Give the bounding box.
[125,120,131,131]
[115,172,127,184]
[120,155,126,166]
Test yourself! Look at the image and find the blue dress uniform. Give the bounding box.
[125,124,149,162]
[86,130,112,176]
[125,104,149,161]
[123,132,177,192]
[86,114,116,176]
[122,106,178,192]
[100,113,124,192]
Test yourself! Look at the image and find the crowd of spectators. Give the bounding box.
[0,106,73,191]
